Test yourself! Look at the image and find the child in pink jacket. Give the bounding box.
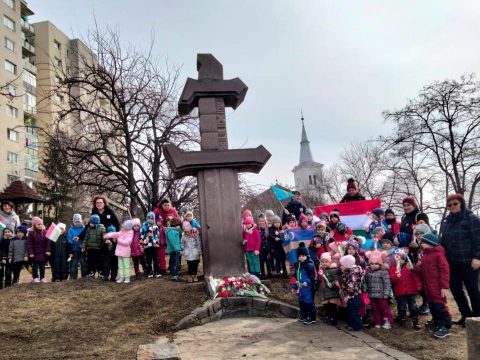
[104,220,134,283]
[131,218,146,280]
[242,217,261,278]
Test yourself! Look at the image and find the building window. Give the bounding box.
[7,152,18,164]
[313,175,317,185]
[8,83,16,96]
[7,174,20,184]
[7,129,18,141]
[309,175,312,185]
[4,37,14,52]
[3,15,15,31]
[56,94,65,103]
[53,39,61,50]
[4,59,16,74]
[54,57,62,67]
[3,0,15,9]
[23,71,36,87]
[6,104,18,118]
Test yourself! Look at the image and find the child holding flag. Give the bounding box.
[339,254,364,331]
[318,252,341,325]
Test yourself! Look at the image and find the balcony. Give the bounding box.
[24,169,38,180]
[21,18,35,35]
[25,132,38,149]
[23,103,37,115]
[22,41,35,56]
[22,58,37,74]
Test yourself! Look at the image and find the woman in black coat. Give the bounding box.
[440,193,480,326]
[91,195,120,281]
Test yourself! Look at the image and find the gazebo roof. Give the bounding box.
[0,180,43,204]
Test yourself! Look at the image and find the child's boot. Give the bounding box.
[398,317,407,327]
[412,317,421,330]
[116,277,124,284]
[124,277,130,284]
[135,272,142,280]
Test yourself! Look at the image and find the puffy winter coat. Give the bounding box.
[268,226,284,250]
[292,258,317,303]
[67,224,85,252]
[400,209,429,237]
[153,206,181,226]
[181,231,202,261]
[317,266,340,301]
[0,210,19,241]
[166,227,182,254]
[258,226,269,253]
[384,219,400,235]
[26,229,51,261]
[0,236,12,260]
[282,200,307,224]
[440,209,480,265]
[414,246,450,303]
[389,264,422,297]
[366,268,391,299]
[104,230,134,257]
[8,237,27,263]
[243,226,261,252]
[80,225,106,251]
[130,230,143,257]
[340,266,364,300]
[140,221,160,248]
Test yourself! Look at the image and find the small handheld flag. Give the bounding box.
[46,223,62,242]
[270,185,294,202]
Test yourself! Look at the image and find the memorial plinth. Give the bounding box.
[163,54,271,278]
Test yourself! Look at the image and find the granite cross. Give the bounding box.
[163,54,271,279]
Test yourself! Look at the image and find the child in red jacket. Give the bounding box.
[243,217,260,278]
[389,248,422,329]
[415,233,451,339]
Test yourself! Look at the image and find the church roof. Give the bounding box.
[299,115,314,164]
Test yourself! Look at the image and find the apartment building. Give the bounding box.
[0,0,94,192]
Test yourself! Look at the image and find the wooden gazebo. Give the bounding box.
[0,180,43,204]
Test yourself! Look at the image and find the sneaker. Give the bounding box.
[40,278,47,283]
[148,274,154,279]
[171,276,180,282]
[382,320,392,329]
[116,278,124,284]
[419,303,430,315]
[433,326,451,339]
[32,278,40,284]
[124,278,130,284]
[425,320,436,333]
[86,272,95,278]
[374,325,382,329]
[297,317,306,322]
[155,273,162,278]
[303,319,314,325]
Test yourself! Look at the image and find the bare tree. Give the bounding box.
[45,25,199,215]
[383,74,480,209]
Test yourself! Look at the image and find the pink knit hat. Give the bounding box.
[320,252,332,261]
[339,255,356,269]
[369,252,384,265]
[243,209,252,218]
[132,218,141,227]
[243,217,254,225]
[31,216,43,226]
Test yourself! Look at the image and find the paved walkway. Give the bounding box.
[154,318,417,360]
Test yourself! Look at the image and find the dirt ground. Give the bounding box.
[0,267,207,360]
[267,278,467,360]
[0,272,467,360]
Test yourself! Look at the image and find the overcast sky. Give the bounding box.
[30,0,480,190]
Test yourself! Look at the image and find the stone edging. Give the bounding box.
[175,297,299,330]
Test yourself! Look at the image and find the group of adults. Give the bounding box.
[282,178,480,326]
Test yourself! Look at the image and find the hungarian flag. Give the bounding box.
[281,228,316,265]
[314,199,382,236]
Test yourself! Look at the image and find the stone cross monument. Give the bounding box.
[163,54,271,277]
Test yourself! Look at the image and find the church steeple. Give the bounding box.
[299,112,314,164]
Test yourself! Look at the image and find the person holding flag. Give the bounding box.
[270,186,307,225]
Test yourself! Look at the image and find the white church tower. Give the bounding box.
[292,114,324,203]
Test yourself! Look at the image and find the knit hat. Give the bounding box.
[416,213,429,225]
[393,248,408,261]
[272,215,281,223]
[299,213,308,223]
[185,210,193,217]
[369,251,383,265]
[31,216,43,226]
[346,178,357,191]
[243,217,254,225]
[385,208,395,216]
[296,242,309,258]
[265,210,275,217]
[122,220,133,230]
[319,211,329,219]
[183,221,192,231]
[305,208,313,216]
[402,196,417,208]
[3,227,13,235]
[330,210,340,220]
[89,214,100,225]
[336,222,347,234]
[345,239,359,253]
[72,213,82,223]
[374,226,384,234]
[340,255,356,269]
[146,211,156,220]
[372,208,385,218]
[381,232,394,245]
[132,218,141,227]
[1,200,14,209]
[421,233,440,246]
[414,224,431,235]
[286,214,296,223]
[316,221,327,229]
[16,224,28,236]
[320,252,332,261]
[243,209,252,218]
[106,225,116,233]
[397,232,412,247]
[57,223,67,231]
[446,193,466,209]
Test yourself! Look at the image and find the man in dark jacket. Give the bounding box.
[440,193,480,326]
[282,191,307,225]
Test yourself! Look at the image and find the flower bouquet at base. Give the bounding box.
[208,273,271,299]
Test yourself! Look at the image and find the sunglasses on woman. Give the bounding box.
[447,202,460,208]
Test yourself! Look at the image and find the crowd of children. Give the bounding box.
[241,192,455,340]
[0,199,202,287]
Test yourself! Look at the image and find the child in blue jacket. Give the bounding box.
[291,242,317,325]
[141,211,161,278]
[67,214,86,279]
